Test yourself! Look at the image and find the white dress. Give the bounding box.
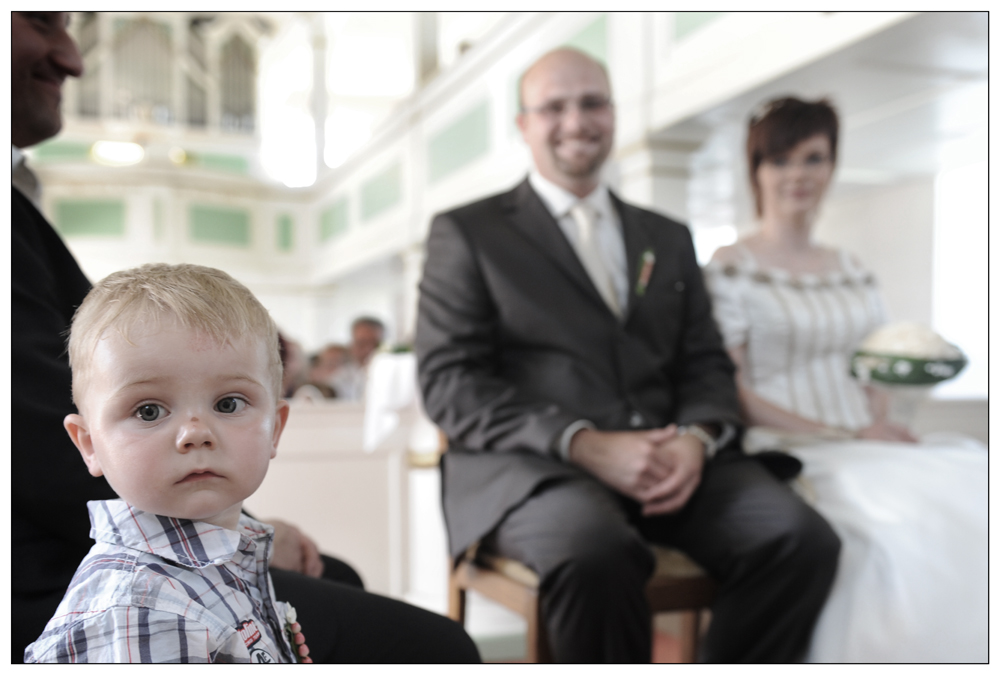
[704,245,988,663]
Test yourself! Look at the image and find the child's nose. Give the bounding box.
[177,416,215,451]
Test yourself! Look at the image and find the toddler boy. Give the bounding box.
[25,263,311,663]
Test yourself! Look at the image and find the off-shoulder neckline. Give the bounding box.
[705,245,873,287]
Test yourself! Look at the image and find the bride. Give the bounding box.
[703,97,987,662]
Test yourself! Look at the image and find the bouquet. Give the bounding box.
[851,322,966,386]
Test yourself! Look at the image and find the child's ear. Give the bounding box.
[64,414,103,477]
[270,401,290,459]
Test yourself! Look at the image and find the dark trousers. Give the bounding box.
[270,564,480,663]
[483,451,841,663]
[15,555,480,663]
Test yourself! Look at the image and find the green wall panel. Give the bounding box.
[428,102,490,184]
[189,204,251,246]
[675,12,726,40]
[361,163,402,221]
[55,199,126,237]
[277,213,294,251]
[564,14,607,63]
[33,140,93,163]
[193,153,249,174]
[320,199,349,242]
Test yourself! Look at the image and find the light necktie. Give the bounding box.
[569,201,621,317]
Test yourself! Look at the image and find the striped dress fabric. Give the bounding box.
[703,245,885,431]
[24,500,297,663]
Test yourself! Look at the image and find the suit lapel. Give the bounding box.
[611,192,655,322]
[503,179,612,312]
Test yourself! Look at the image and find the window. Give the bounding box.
[112,19,174,123]
[931,161,987,399]
[220,35,256,133]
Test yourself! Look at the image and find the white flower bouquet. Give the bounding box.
[851,322,966,386]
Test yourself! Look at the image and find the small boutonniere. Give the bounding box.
[635,248,656,297]
[285,605,313,663]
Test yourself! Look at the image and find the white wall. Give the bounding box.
[815,177,935,327]
[931,161,988,399]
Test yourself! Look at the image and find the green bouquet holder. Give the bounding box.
[850,351,967,386]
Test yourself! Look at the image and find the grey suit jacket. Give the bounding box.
[415,179,741,558]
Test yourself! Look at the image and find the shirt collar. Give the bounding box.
[528,170,613,222]
[12,145,25,172]
[87,499,273,569]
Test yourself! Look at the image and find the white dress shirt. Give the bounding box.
[12,144,41,204]
[528,171,732,460]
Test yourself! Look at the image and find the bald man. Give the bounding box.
[416,48,841,662]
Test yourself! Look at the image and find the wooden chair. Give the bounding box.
[448,544,717,663]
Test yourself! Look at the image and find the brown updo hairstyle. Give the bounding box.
[747,96,839,216]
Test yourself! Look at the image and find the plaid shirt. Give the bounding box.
[25,500,298,663]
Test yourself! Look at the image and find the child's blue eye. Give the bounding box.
[215,397,245,414]
[136,404,164,422]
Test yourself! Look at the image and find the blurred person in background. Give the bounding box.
[294,345,346,399]
[278,333,309,398]
[332,317,385,401]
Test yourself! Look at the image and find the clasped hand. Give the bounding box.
[266,519,325,578]
[569,424,705,516]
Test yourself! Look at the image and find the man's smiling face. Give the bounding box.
[517,49,615,197]
[12,12,84,148]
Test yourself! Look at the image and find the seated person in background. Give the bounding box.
[703,96,988,662]
[332,317,385,400]
[26,263,311,663]
[300,344,348,399]
[278,333,308,399]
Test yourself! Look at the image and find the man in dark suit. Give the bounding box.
[416,47,841,662]
[12,12,478,663]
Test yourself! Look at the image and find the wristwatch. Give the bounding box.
[677,424,719,458]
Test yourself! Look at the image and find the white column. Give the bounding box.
[615,138,700,222]
[310,14,327,176]
[205,27,220,130]
[171,14,187,126]
[413,12,439,88]
[97,13,114,119]
[397,245,426,346]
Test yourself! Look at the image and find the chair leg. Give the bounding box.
[678,610,701,663]
[525,593,539,662]
[524,591,552,663]
[448,567,466,626]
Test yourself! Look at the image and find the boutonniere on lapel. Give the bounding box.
[285,605,313,663]
[635,248,656,297]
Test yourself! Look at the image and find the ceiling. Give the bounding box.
[664,12,987,227]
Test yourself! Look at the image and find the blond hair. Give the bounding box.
[68,263,281,403]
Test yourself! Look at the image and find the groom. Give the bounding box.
[415,47,841,662]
